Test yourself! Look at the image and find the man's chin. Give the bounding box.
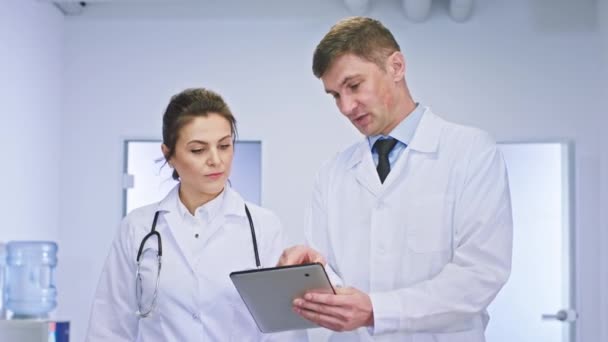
[357,126,376,137]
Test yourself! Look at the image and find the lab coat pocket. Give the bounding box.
[405,195,453,253]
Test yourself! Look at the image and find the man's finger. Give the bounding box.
[294,298,350,321]
[294,306,346,331]
[303,292,349,306]
[334,287,355,295]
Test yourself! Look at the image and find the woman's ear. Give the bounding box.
[387,51,406,82]
[161,144,172,166]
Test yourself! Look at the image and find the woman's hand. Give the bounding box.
[277,245,326,266]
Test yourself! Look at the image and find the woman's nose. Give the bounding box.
[207,148,221,166]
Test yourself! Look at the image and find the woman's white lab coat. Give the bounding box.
[86,185,306,341]
[309,108,513,342]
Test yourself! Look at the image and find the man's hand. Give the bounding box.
[277,245,326,267]
[292,287,374,332]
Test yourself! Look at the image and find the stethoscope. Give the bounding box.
[134,204,259,318]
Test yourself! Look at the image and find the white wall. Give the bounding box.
[0,1,63,240]
[598,1,608,341]
[55,0,604,341]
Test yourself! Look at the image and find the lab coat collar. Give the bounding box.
[157,185,179,214]
[407,107,441,153]
[347,140,375,170]
[153,183,248,274]
[221,184,248,218]
[346,107,441,169]
[175,187,225,222]
[156,184,247,219]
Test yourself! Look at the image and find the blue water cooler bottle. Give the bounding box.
[0,242,5,319]
[5,241,58,319]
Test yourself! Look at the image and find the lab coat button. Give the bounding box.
[192,313,200,321]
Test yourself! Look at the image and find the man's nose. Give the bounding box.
[338,95,357,117]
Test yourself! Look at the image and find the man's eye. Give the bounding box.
[349,83,360,90]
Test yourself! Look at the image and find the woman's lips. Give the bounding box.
[205,172,224,180]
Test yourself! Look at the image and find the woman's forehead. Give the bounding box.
[178,114,232,143]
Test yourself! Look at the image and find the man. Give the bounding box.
[278,17,513,341]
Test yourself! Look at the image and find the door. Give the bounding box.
[486,142,576,342]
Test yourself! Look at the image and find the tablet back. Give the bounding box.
[230,263,334,333]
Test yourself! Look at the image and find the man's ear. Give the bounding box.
[387,51,406,82]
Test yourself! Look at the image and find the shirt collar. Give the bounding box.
[175,185,225,222]
[367,103,425,149]
[346,105,441,169]
[158,183,247,219]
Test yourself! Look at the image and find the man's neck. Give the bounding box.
[382,91,417,136]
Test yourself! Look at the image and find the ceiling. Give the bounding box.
[40,0,476,22]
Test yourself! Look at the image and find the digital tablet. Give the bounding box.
[230,263,335,333]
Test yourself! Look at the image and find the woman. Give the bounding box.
[86,88,306,341]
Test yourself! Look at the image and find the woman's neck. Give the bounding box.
[178,186,223,215]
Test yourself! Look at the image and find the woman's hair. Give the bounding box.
[162,88,237,180]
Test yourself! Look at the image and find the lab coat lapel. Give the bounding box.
[379,147,409,189]
[380,108,442,189]
[222,186,247,219]
[348,140,383,197]
[200,187,245,243]
[160,210,198,274]
[347,108,442,194]
[156,186,198,274]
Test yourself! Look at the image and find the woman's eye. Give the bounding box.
[191,149,204,154]
[219,144,232,150]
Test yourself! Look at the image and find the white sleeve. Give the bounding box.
[262,330,309,342]
[305,166,343,288]
[85,218,139,342]
[369,134,513,335]
[259,209,290,268]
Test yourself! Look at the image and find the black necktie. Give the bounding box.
[373,138,398,183]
